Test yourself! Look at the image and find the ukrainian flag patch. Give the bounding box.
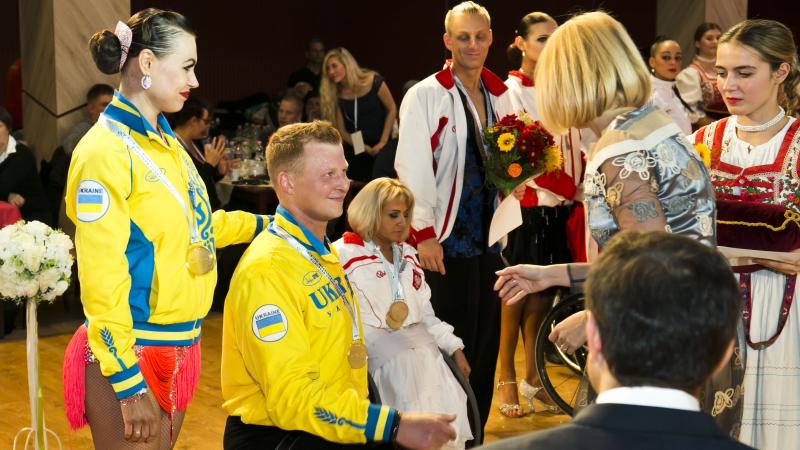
[76,180,110,222]
[252,304,288,342]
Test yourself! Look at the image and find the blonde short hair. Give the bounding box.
[347,178,415,242]
[265,120,341,181]
[445,1,491,34]
[534,11,651,134]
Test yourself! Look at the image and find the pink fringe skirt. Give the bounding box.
[62,325,201,430]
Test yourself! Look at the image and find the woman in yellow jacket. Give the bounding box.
[62,9,266,448]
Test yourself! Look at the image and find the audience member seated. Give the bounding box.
[287,37,325,92]
[277,94,303,128]
[480,231,753,450]
[0,106,51,225]
[0,105,51,334]
[304,89,321,121]
[320,47,398,182]
[647,37,695,135]
[168,97,228,210]
[334,178,473,449]
[62,83,114,156]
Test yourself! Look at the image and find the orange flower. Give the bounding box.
[507,163,523,178]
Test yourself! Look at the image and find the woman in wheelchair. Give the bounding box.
[494,12,742,432]
[333,178,473,449]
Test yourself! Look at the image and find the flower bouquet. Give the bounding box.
[483,113,562,196]
[0,220,73,449]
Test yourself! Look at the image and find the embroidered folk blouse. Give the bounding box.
[584,105,717,251]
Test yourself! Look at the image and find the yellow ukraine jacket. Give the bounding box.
[66,92,267,399]
[221,207,397,444]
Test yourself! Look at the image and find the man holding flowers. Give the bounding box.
[394,1,513,427]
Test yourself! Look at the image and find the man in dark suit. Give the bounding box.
[480,231,753,450]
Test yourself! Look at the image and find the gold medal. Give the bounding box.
[385,312,403,330]
[388,301,409,322]
[186,244,215,275]
[348,341,368,369]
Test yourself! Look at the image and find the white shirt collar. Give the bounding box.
[650,74,676,89]
[0,135,18,165]
[596,386,700,412]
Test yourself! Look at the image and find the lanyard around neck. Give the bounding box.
[100,114,200,244]
[273,224,361,342]
[369,241,406,302]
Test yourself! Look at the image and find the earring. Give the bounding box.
[141,74,152,90]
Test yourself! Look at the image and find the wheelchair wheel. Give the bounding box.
[440,349,482,447]
[535,292,588,416]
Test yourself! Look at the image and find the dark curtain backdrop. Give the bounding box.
[2,1,799,108]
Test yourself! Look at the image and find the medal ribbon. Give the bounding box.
[273,224,362,343]
[369,241,406,303]
[99,114,202,245]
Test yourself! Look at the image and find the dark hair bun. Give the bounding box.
[89,29,122,75]
[507,43,522,67]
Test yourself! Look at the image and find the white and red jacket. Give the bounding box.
[499,70,590,208]
[333,232,464,355]
[395,60,513,244]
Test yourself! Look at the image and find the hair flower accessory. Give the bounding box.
[115,21,133,70]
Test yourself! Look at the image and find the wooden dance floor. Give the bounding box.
[0,313,570,448]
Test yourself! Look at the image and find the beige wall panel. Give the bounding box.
[19,0,128,162]
[21,94,58,163]
[657,0,747,70]
[19,0,57,113]
[657,0,706,68]
[53,0,126,114]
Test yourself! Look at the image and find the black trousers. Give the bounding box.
[425,251,503,429]
[223,416,394,450]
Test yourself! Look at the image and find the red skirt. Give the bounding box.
[62,325,201,430]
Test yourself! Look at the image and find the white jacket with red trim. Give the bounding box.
[333,233,464,355]
[498,70,591,208]
[395,61,513,244]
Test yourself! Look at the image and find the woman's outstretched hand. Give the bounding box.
[494,264,568,305]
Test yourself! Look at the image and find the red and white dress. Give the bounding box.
[333,232,472,449]
[694,116,800,449]
[677,60,729,119]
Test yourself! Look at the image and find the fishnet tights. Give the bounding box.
[85,362,186,449]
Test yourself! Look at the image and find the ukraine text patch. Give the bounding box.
[252,304,288,342]
[76,180,110,222]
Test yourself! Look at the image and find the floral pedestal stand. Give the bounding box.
[13,300,62,450]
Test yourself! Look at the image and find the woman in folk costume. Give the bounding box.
[693,19,800,450]
[333,178,472,449]
[61,9,267,448]
[493,11,586,417]
[677,22,728,126]
[646,37,696,136]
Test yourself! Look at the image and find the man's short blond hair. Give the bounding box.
[347,178,414,243]
[445,1,491,34]
[534,11,651,134]
[265,120,341,181]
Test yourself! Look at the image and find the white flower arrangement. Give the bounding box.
[0,220,73,304]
